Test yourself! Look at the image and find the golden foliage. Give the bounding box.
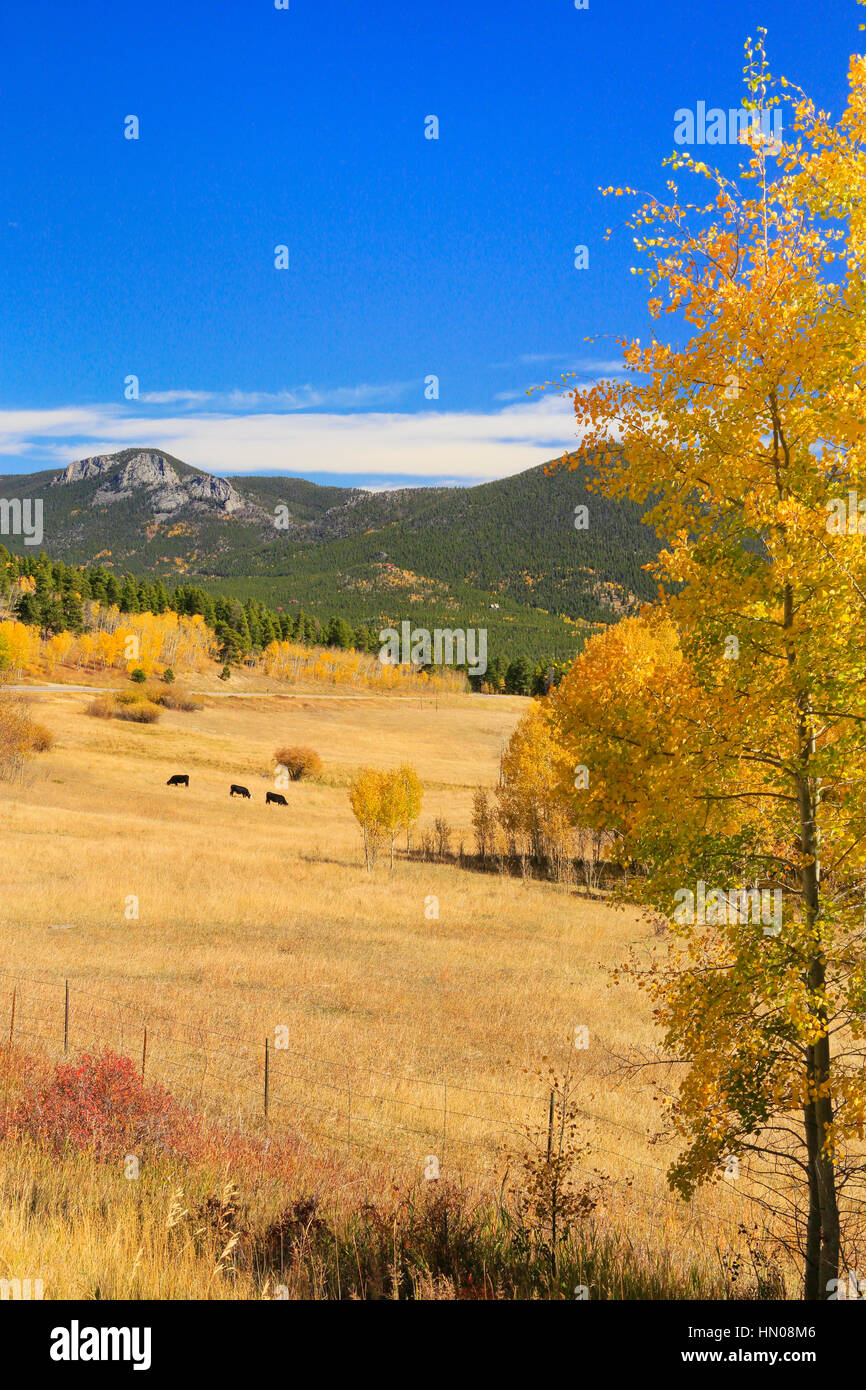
[348,764,423,868]
[0,693,54,783]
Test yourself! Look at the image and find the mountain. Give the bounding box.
[1,448,661,661]
[52,450,248,518]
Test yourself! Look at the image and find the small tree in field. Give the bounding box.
[471,788,498,862]
[496,702,573,876]
[348,764,423,869]
[378,771,404,869]
[395,763,423,854]
[349,767,385,870]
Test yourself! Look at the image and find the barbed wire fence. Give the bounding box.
[0,965,784,1250]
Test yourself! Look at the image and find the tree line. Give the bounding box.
[0,548,569,694]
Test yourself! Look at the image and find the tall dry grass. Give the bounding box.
[0,685,793,1295]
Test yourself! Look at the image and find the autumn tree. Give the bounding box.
[377,770,406,870]
[348,765,423,869]
[496,703,574,879]
[348,767,391,871]
[394,763,423,854]
[546,35,866,1297]
[471,788,499,862]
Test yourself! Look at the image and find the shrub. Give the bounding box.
[472,788,498,861]
[219,665,231,681]
[86,695,115,719]
[0,694,54,780]
[114,701,162,724]
[9,1049,184,1161]
[85,693,162,723]
[275,746,322,781]
[28,722,55,752]
[130,668,147,684]
[257,1195,333,1271]
[163,668,176,683]
[434,817,453,858]
[153,690,203,712]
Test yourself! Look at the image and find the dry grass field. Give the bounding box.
[0,681,779,1297]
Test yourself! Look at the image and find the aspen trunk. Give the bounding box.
[785,578,840,1299]
[797,732,839,1299]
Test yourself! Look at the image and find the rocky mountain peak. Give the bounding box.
[53,450,245,518]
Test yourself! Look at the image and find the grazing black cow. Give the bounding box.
[230,784,251,799]
[266,791,288,806]
[167,774,189,787]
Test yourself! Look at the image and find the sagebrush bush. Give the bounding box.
[28,722,55,752]
[153,689,202,712]
[115,701,162,724]
[86,693,162,722]
[275,746,322,781]
[86,695,115,719]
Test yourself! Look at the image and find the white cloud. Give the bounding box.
[140,381,414,411]
[490,352,628,374]
[140,390,214,405]
[0,390,590,482]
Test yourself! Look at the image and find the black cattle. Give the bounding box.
[266,791,288,806]
[230,784,251,799]
[166,774,189,787]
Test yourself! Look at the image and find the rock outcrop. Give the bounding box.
[53,451,245,517]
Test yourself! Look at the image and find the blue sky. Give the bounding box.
[0,0,858,485]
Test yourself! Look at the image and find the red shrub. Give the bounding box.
[10,1049,185,1160]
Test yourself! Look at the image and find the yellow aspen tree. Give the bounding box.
[377,770,405,869]
[394,763,423,854]
[548,35,866,1297]
[349,767,385,871]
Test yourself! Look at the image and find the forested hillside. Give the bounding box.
[0,450,660,664]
